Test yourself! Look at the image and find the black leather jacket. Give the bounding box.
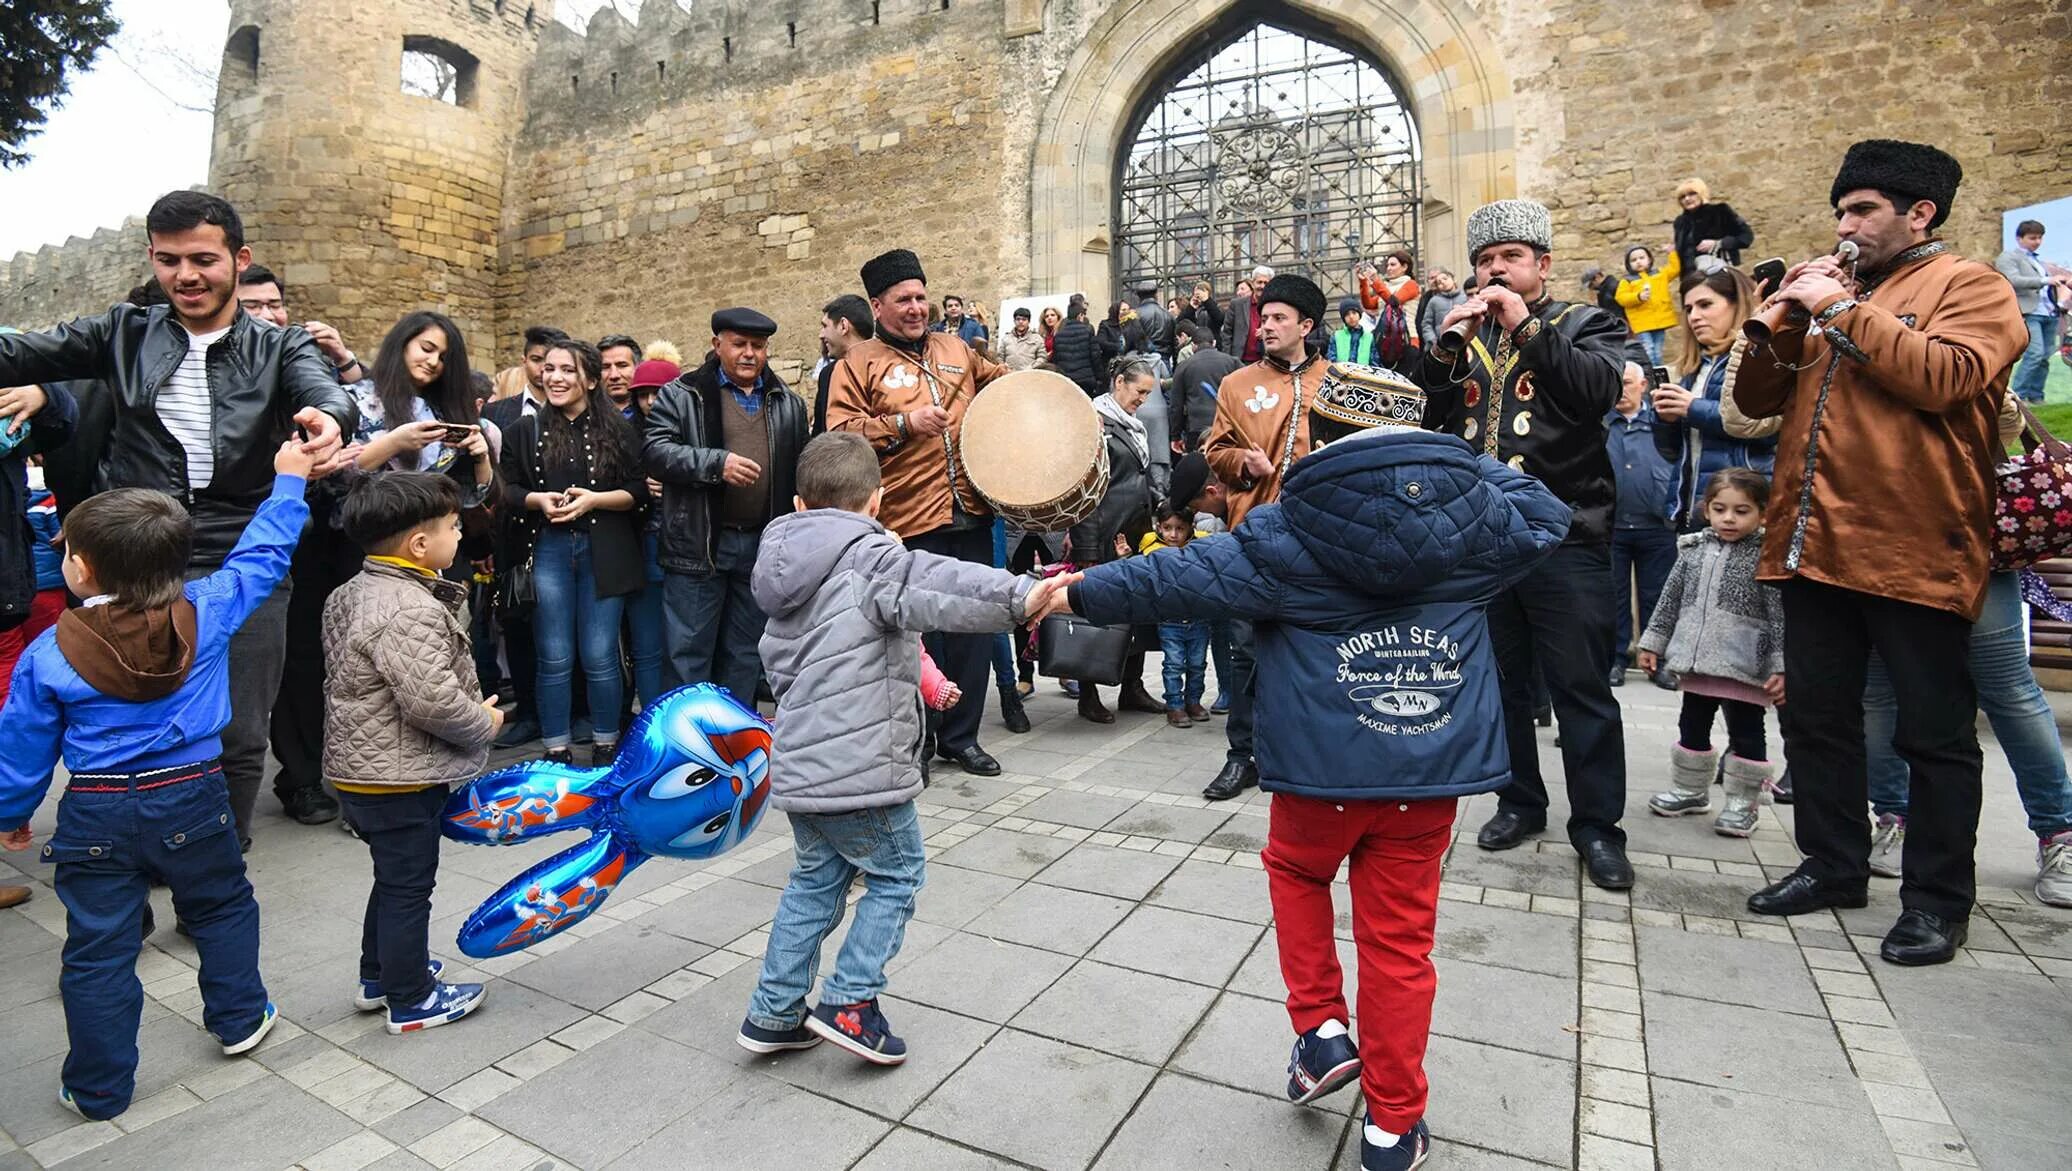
[641,357,809,576]
[0,304,357,567]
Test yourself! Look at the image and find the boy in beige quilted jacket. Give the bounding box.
[324,472,503,1034]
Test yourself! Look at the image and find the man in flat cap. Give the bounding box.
[1417,198,1635,891]
[643,306,811,706]
[825,249,1013,776]
[1731,140,2029,965]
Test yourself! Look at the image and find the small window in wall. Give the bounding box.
[225,25,260,76]
[401,36,479,107]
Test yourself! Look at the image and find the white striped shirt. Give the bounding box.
[160,327,228,489]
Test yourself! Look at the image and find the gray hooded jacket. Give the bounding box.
[753,509,1033,813]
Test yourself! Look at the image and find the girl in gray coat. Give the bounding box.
[1636,468,1786,836]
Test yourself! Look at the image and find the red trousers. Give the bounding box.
[0,588,65,709]
[1263,791,1457,1132]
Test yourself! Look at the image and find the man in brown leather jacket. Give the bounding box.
[1735,140,2029,966]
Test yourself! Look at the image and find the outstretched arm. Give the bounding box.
[1070,533,1281,626]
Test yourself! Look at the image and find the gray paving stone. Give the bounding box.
[1626,866,1772,922]
[1439,846,1581,898]
[933,828,1077,880]
[1423,1036,1576,1166]
[607,1073,890,1170]
[1335,1143,1557,1171]
[907,1029,1158,1171]
[363,1151,438,1171]
[345,980,586,1093]
[1101,802,1233,845]
[1636,926,1824,1017]
[1874,963,2072,1046]
[1088,905,1264,988]
[892,931,1076,1022]
[505,920,707,1010]
[629,876,779,946]
[1200,817,1267,855]
[1903,1013,2072,1163]
[639,964,763,1055]
[1169,990,1353,1110]
[1982,899,2072,960]
[1643,991,1865,1107]
[1032,843,1183,901]
[1094,1071,1349,1169]
[923,776,1031,812]
[65,1071,359,1170]
[732,851,799,889]
[754,995,998,1119]
[478,1028,729,1167]
[1228,930,1356,1005]
[1144,858,1273,923]
[0,1010,212,1146]
[912,863,1026,930]
[853,1128,1021,1170]
[1011,960,1217,1064]
[964,883,1134,956]
[372,1096,463,1146]
[1431,958,1578,1061]
[1432,901,1579,979]
[1651,1077,1893,1170]
[1013,790,1140,830]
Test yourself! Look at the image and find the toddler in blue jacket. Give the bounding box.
[1068,375,1567,1170]
[0,441,313,1122]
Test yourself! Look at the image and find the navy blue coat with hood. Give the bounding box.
[1070,430,1569,801]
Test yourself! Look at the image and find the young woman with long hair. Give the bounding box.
[1649,267,1776,530]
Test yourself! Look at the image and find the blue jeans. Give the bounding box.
[747,802,926,1028]
[1159,620,1209,709]
[663,528,766,707]
[46,763,266,1119]
[336,786,448,1010]
[1866,571,2072,835]
[1611,526,1678,665]
[2012,315,2054,403]
[1637,329,1667,366]
[625,579,677,708]
[533,528,627,748]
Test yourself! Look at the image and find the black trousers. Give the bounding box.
[1224,617,1257,765]
[1779,578,1981,920]
[1678,693,1767,761]
[338,786,449,1009]
[908,523,995,753]
[1489,543,1628,847]
[270,529,362,803]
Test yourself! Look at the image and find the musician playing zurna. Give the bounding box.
[824,248,1012,778]
[1414,198,1637,892]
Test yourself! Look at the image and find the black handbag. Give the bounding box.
[1037,614,1132,685]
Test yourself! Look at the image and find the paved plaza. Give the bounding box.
[2,679,2069,1171]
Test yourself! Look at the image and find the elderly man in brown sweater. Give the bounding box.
[1733,140,2029,966]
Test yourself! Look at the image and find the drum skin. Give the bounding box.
[957,369,1110,531]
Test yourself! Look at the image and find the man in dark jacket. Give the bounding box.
[1051,303,1106,397]
[1135,281,1176,364]
[0,190,355,845]
[1169,324,1241,451]
[1417,198,1634,890]
[643,308,809,706]
[814,295,873,437]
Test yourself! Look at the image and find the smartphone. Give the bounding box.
[1649,365,1672,390]
[439,423,479,444]
[1751,257,1787,298]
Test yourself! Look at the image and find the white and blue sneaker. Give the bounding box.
[58,1086,90,1120]
[1361,1117,1430,1170]
[1286,1022,1361,1104]
[354,960,447,1012]
[220,1001,278,1056]
[736,1017,823,1055]
[386,982,485,1035]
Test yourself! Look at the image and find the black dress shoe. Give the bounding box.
[1118,683,1164,715]
[1203,760,1258,802]
[938,745,1002,777]
[999,686,1031,734]
[1476,810,1543,851]
[1650,667,1678,691]
[1607,667,1626,687]
[1746,869,1869,916]
[1771,768,1794,805]
[281,788,339,826]
[1581,841,1634,891]
[1533,705,1554,728]
[1880,909,1966,966]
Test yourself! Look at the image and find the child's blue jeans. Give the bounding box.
[45,761,267,1119]
[1159,619,1210,710]
[748,802,925,1029]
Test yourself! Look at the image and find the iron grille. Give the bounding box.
[1114,22,1420,306]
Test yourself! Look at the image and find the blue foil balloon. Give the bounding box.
[441,683,773,958]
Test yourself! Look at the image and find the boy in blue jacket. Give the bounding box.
[1067,376,1567,1170]
[0,440,313,1122]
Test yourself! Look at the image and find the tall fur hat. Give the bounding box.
[1830,139,1961,230]
[1466,199,1553,261]
[860,249,926,298]
[1257,274,1326,328]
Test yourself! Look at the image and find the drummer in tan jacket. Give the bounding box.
[824,248,1012,778]
[1202,274,1328,528]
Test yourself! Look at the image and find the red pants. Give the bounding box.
[0,588,65,709]
[1263,791,1457,1132]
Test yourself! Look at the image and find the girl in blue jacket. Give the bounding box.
[1066,383,1567,1171]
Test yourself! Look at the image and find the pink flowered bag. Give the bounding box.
[1992,402,2072,572]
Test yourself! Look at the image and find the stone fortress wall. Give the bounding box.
[0,0,2066,376]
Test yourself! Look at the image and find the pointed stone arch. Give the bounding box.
[1029,0,1514,299]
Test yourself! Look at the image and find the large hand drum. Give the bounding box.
[957,370,1109,532]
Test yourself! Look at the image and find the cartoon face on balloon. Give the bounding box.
[442,684,773,958]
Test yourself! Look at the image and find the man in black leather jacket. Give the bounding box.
[1416,198,1634,892]
[642,308,808,706]
[0,191,355,846]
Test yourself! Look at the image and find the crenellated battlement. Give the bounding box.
[0,218,151,330]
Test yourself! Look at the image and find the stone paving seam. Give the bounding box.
[1575,871,1659,1169]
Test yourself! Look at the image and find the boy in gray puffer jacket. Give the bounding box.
[737,432,1076,1066]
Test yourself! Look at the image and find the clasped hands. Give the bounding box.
[1021,571,1083,623]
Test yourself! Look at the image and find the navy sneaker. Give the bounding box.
[1286,1025,1361,1103]
[805,999,907,1066]
[386,982,485,1035]
[736,1017,823,1055]
[1360,1116,1430,1171]
[354,960,446,1012]
[220,1001,278,1056]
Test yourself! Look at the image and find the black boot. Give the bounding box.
[1117,654,1163,714]
[1078,687,1115,724]
[999,685,1031,734]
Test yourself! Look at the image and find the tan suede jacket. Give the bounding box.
[824,334,1008,539]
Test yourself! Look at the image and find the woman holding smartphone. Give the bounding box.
[351,310,496,510]
[499,339,648,766]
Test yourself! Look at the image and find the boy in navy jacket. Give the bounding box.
[1068,376,1567,1170]
[0,441,313,1121]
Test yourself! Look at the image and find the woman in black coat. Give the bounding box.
[1672,178,1755,273]
[1050,301,1106,397]
[1066,357,1160,724]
